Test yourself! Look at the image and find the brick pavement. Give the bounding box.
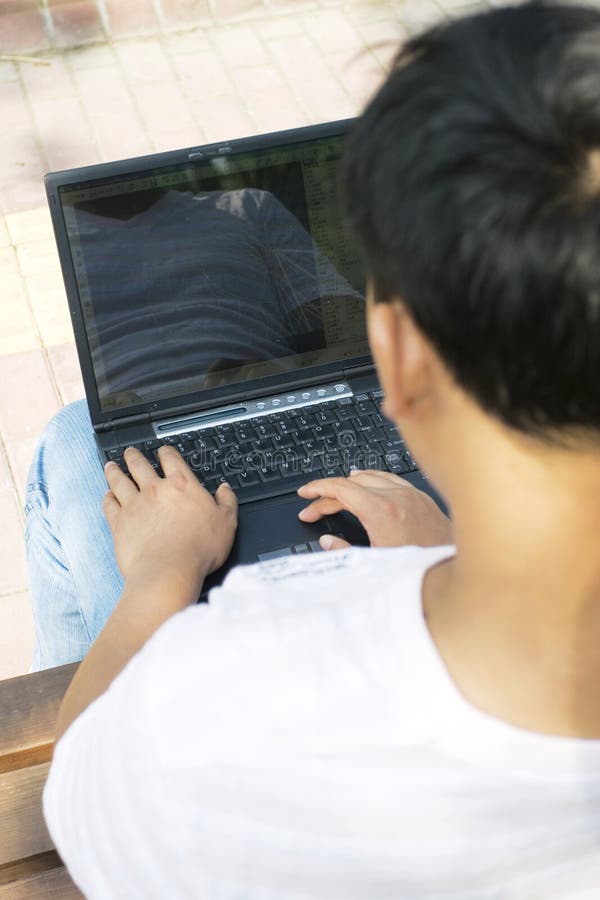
[0,0,499,679]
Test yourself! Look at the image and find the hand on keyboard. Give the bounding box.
[297,469,453,550]
[103,445,238,594]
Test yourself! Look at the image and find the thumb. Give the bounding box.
[214,481,238,514]
[320,534,351,552]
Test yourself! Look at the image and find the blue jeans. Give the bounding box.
[25,400,123,670]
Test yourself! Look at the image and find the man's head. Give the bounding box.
[343,1,600,466]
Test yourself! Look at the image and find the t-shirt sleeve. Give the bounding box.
[43,636,183,899]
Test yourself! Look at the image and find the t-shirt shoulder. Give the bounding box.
[210,544,455,614]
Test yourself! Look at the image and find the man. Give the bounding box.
[32,2,600,896]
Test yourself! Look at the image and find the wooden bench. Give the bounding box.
[0,663,83,898]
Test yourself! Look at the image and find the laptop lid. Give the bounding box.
[45,119,371,433]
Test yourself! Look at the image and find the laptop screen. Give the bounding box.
[58,132,368,413]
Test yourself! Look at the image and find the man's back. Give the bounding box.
[44,546,600,898]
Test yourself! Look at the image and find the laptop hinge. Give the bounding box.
[94,412,152,434]
[343,362,375,378]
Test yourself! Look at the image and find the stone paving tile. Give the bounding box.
[46,342,85,406]
[1,182,46,219]
[255,13,304,39]
[115,39,174,84]
[160,0,213,29]
[0,273,40,356]
[0,217,9,248]
[93,108,153,162]
[15,236,62,283]
[0,81,33,129]
[0,442,13,493]
[211,0,267,25]
[104,0,159,40]
[187,91,257,142]
[245,86,309,133]
[212,22,270,67]
[131,81,199,149]
[50,0,107,50]
[74,63,135,114]
[0,244,20,279]
[163,26,211,54]
[0,490,28,595]
[26,273,72,348]
[0,348,61,441]
[20,55,74,100]
[0,8,48,56]
[328,48,388,107]
[171,48,232,96]
[5,205,54,245]
[304,8,366,55]
[69,41,115,69]
[0,591,34,681]
[0,61,20,84]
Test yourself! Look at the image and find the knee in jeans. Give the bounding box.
[26,400,94,494]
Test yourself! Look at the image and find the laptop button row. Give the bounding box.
[257,540,325,562]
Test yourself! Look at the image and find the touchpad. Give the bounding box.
[201,495,367,597]
[240,495,337,559]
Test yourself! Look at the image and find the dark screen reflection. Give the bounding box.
[73,188,361,409]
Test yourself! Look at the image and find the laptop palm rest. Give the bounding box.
[200,493,369,598]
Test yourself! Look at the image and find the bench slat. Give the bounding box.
[0,859,83,898]
[0,665,83,896]
[0,763,54,866]
[0,664,78,774]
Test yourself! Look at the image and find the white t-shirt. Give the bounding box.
[44,546,600,899]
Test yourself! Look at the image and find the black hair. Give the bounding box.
[342,1,600,441]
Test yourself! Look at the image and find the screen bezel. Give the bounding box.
[45,118,372,429]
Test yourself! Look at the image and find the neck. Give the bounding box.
[422,424,600,738]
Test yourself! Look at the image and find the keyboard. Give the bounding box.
[105,390,419,504]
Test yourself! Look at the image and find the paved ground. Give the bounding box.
[0,0,497,679]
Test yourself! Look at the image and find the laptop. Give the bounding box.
[45,119,446,597]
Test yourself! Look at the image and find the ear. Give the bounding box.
[367,298,433,421]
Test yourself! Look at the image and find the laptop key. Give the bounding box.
[314,409,338,425]
[237,469,261,487]
[296,412,316,429]
[194,435,216,451]
[258,466,280,483]
[273,433,296,450]
[215,432,237,448]
[312,424,334,441]
[185,450,205,471]
[249,438,273,455]
[404,451,419,471]
[356,400,377,416]
[255,422,277,439]
[235,425,255,443]
[276,421,296,436]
